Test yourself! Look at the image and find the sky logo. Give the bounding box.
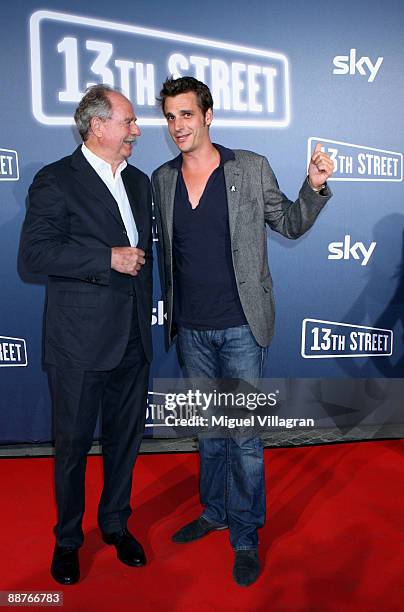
[333,49,383,83]
[328,236,376,266]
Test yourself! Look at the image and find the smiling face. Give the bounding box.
[164,91,213,155]
[89,92,141,170]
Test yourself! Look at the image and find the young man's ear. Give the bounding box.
[205,108,213,127]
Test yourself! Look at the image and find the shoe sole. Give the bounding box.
[117,553,146,567]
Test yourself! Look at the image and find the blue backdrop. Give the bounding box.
[1,0,403,443]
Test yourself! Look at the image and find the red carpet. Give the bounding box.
[1,441,403,611]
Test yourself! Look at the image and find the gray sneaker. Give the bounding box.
[233,550,260,587]
[172,516,228,543]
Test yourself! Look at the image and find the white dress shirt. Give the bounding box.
[81,143,138,247]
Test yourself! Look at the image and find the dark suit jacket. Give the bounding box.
[21,146,153,369]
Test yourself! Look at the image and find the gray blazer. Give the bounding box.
[152,148,331,349]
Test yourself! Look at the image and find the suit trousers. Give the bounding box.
[48,298,149,548]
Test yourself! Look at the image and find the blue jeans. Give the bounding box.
[177,324,266,550]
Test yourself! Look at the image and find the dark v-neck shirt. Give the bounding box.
[171,144,247,330]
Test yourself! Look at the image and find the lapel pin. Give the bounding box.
[230,185,237,192]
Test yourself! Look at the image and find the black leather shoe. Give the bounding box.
[51,545,80,585]
[102,528,146,567]
[233,550,260,587]
[172,516,228,543]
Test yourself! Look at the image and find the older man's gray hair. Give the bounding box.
[74,84,117,141]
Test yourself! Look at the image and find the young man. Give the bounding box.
[152,76,333,586]
[20,85,153,584]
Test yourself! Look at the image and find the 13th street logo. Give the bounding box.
[301,320,393,359]
[0,149,19,181]
[30,10,290,127]
[0,336,28,367]
[307,138,403,182]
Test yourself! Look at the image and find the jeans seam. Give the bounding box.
[225,438,230,523]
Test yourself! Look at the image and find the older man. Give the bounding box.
[20,85,152,584]
[152,76,333,586]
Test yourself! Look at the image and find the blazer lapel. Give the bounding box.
[224,160,244,241]
[160,165,178,250]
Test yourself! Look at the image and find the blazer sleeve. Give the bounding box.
[261,155,332,239]
[20,168,111,284]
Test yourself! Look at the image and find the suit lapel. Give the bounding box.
[122,169,144,245]
[224,160,244,241]
[70,147,125,229]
